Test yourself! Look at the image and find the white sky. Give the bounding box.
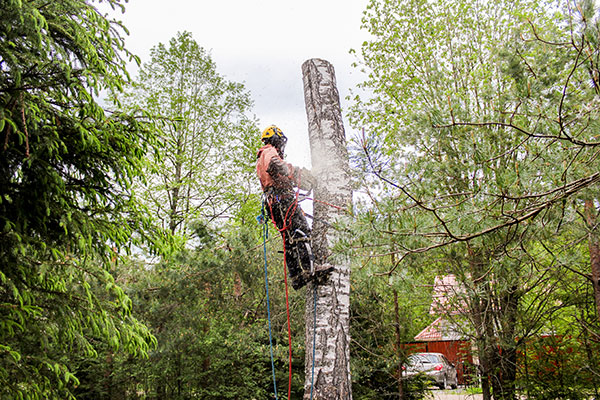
[110,0,371,168]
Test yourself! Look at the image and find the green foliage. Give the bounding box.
[518,333,600,400]
[350,258,434,399]
[117,31,260,239]
[0,0,162,398]
[71,223,309,399]
[512,225,600,399]
[351,0,600,263]
[349,0,600,398]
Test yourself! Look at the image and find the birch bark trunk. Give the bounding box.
[302,58,352,400]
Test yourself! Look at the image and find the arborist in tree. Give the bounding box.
[257,125,333,289]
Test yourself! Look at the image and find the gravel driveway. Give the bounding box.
[431,389,483,400]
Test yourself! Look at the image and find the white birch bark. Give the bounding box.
[302,58,352,400]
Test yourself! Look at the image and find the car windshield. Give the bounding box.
[408,354,440,364]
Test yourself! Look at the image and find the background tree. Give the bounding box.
[118,31,258,240]
[0,0,161,398]
[349,0,600,398]
[350,261,433,400]
[69,30,313,400]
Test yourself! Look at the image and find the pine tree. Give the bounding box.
[0,1,161,397]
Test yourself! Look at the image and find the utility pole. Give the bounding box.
[302,58,352,400]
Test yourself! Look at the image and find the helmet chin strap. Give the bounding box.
[262,130,288,157]
[279,136,287,155]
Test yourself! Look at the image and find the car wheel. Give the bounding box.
[438,375,447,390]
[451,372,458,389]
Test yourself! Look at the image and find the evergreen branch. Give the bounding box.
[362,166,600,274]
[433,120,600,147]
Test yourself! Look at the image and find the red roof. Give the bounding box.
[415,274,468,342]
[414,316,464,341]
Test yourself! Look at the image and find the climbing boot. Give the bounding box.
[305,264,335,286]
[312,264,334,278]
[291,274,307,290]
[291,265,334,290]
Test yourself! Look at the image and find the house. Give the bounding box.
[406,275,477,385]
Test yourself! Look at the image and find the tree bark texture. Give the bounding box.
[584,199,600,320]
[394,289,405,400]
[467,248,493,400]
[302,58,352,400]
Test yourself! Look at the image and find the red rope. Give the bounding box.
[266,184,300,400]
[282,240,292,400]
[303,196,347,211]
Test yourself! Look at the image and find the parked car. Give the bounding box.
[403,352,458,389]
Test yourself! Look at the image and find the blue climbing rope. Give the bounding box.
[261,202,279,400]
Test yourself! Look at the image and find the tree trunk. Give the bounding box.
[394,289,405,400]
[494,285,519,400]
[584,199,600,320]
[468,245,521,400]
[467,247,493,400]
[302,58,352,400]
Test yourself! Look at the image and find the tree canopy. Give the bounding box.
[1,0,161,397]
[117,31,259,240]
[348,0,600,398]
[350,0,599,257]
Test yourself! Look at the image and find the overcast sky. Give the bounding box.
[111,0,371,167]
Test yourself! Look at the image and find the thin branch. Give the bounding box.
[526,18,570,47]
[434,120,600,147]
[363,170,600,275]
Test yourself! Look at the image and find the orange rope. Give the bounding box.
[304,196,347,212]
[266,185,300,400]
[282,239,292,400]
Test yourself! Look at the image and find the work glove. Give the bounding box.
[296,167,316,191]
